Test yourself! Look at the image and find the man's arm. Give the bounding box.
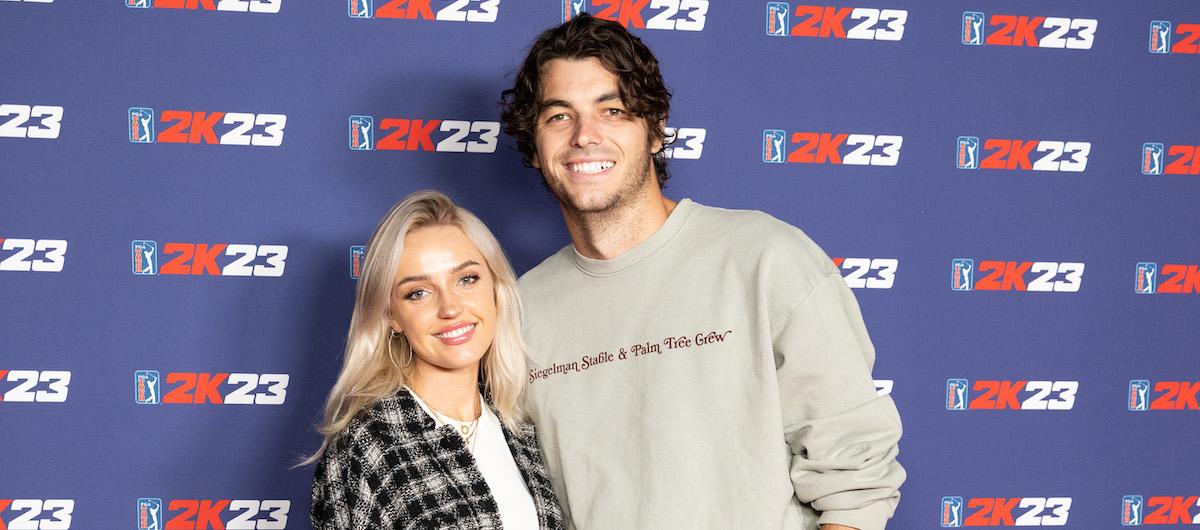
[773,273,906,530]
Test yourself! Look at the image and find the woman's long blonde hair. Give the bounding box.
[304,190,528,464]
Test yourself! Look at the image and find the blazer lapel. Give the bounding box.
[398,389,501,524]
[399,391,490,506]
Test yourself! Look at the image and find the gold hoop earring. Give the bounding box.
[389,329,412,369]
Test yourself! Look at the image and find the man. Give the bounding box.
[501,14,904,530]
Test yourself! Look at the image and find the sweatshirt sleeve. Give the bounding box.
[773,272,906,530]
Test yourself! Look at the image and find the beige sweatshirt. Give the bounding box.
[519,199,905,530]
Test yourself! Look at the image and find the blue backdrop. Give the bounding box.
[2,1,1198,528]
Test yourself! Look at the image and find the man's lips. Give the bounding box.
[565,160,616,175]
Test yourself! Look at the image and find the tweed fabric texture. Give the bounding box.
[312,388,564,530]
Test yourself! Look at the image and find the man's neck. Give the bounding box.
[563,192,676,260]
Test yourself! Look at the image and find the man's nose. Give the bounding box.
[571,114,601,148]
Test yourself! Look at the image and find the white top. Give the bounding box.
[407,389,539,530]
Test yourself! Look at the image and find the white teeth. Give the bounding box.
[436,324,475,339]
[569,161,614,174]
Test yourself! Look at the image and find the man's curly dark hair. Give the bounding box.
[500,13,673,188]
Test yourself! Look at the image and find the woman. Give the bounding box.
[307,190,563,530]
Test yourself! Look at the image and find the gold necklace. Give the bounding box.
[428,400,481,439]
[407,387,481,447]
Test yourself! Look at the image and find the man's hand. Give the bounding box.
[820,525,859,530]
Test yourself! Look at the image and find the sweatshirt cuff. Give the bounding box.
[816,500,896,530]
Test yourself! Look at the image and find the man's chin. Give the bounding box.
[558,193,620,215]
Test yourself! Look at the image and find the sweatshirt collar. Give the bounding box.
[570,198,695,276]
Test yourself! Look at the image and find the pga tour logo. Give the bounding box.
[762,129,786,163]
[766,2,788,36]
[562,0,584,22]
[950,258,974,291]
[942,496,965,527]
[132,240,157,275]
[946,379,968,410]
[1122,495,1143,525]
[1135,262,1157,294]
[350,245,366,279]
[348,0,371,18]
[957,136,980,169]
[138,497,163,529]
[962,12,984,45]
[1149,21,1171,54]
[349,115,374,150]
[1142,143,1164,175]
[1128,380,1150,411]
[136,370,161,404]
[129,108,154,143]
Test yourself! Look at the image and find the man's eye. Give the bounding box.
[605,108,625,116]
[547,113,568,122]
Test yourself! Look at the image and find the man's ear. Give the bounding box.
[531,151,541,169]
[652,119,668,153]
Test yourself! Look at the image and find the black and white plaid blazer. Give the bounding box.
[311,388,565,530]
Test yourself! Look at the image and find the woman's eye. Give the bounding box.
[460,274,479,286]
[404,289,428,301]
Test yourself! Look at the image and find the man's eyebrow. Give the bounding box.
[539,92,623,111]
[396,260,480,287]
[595,91,621,104]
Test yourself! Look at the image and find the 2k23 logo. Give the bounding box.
[945,379,1078,411]
[1135,262,1200,294]
[1122,494,1200,525]
[0,237,67,272]
[941,496,1071,527]
[832,258,897,289]
[348,0,498,22]
[1141,142,1200,175]
[762,130,902,166]
[961,11,1097,49]
[1128,380,1200,411]
[563,0,708,31]
[126,0,281,13]
[348,115,499,153]
[956,136,1090,172]
[137,498,290,530]
[131,240,287,277]
[766,3,906,41]
[0,369,70,403]
[135,370,289,405]
[0,500,74,529]
[128,107,286,147]
[0,104,62,139]
[951,258,1084,293]
[1148,21,1200,54]
[662,127,705,159]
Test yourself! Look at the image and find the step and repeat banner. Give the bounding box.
[2,1,1197,528]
